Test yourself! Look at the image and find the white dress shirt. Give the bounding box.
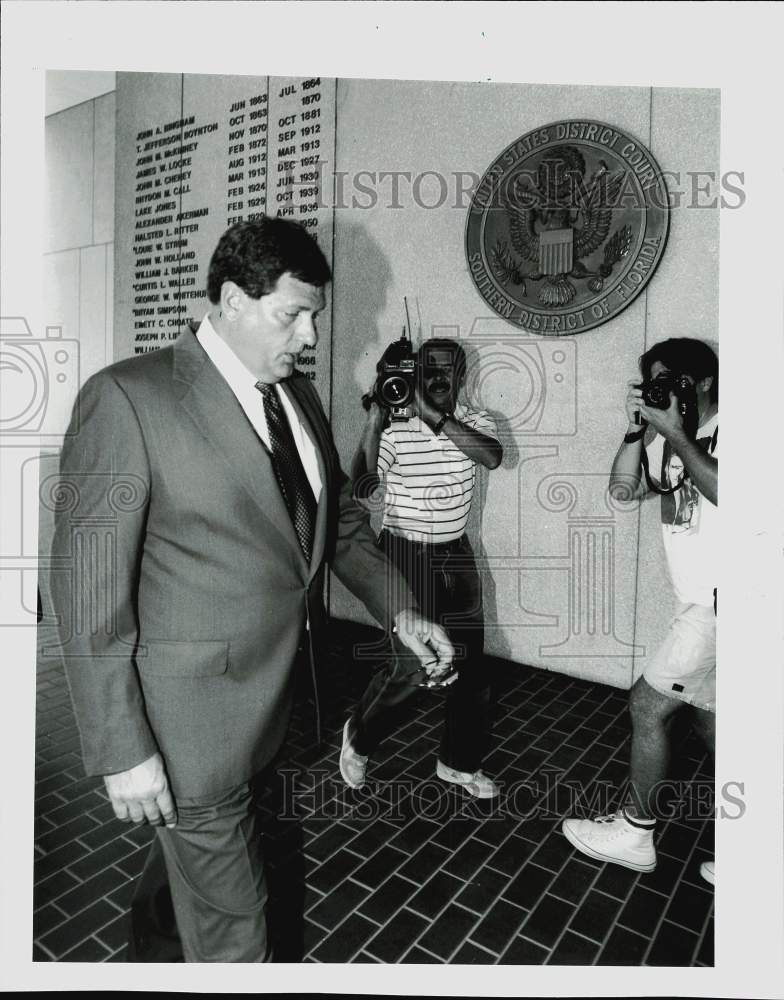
[196,313,322,501]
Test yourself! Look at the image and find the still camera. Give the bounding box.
[639,373,698,436]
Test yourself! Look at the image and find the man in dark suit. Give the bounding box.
[49,218,452,962]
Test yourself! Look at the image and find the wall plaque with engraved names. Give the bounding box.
[115,72,336,405]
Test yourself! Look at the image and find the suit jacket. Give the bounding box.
[50,326,413,798]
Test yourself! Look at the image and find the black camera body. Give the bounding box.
[370,335,417,420]
[639,373,698,436]
[640,373,693,409]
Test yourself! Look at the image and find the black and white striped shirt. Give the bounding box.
[377,402,498,543]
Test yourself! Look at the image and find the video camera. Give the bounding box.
[370,333,417,420]
[363,298,419,421]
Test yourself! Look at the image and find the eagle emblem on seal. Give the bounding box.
[490,145,634,307]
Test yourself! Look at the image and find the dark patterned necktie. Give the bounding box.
[256,382,317,563]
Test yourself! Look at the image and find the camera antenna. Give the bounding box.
[403,296,412,343]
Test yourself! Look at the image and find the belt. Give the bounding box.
[381,529,466,553]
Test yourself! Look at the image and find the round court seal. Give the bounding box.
[465,120,670,335]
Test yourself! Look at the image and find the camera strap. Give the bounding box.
[640,423,718,496]
[640,439,685,495]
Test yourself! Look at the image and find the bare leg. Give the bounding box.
[691,706,715,758]
[626,676,683,820]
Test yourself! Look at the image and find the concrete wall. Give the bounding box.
[45,93,115,379]
[326,80,719,690]
[40,92,116,614]
[44,77,719,690]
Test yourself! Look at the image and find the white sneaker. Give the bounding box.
[436,760,499,799]
[699,859,715,886]
[339,720,368,789]
[561,812,657,872]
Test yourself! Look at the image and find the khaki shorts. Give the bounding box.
[643,602,716,713]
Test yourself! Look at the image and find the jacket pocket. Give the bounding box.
[136,639,229,678]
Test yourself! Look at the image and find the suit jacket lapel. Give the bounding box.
[172,327,306,568]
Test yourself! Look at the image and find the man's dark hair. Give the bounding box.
[206,217,331,304]
[418,338,467,383]
[639,337,718,403]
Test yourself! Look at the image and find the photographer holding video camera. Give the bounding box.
[562,337,718,885]
[339,336,504,799]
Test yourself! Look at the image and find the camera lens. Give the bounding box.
[644,382,669,407]
[381,376,410,405]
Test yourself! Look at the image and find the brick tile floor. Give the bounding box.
[33,620,714,964]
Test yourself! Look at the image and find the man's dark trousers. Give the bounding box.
[349,530,490,773]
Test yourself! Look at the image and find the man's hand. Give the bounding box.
[624,380,646,429]
[393,608,456,685]
[352,388,389,502]
[365,398,388,429]
[361,384,390,429]
[638,393,685,443]
[640,392,717,505]
[104,752,177,828]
